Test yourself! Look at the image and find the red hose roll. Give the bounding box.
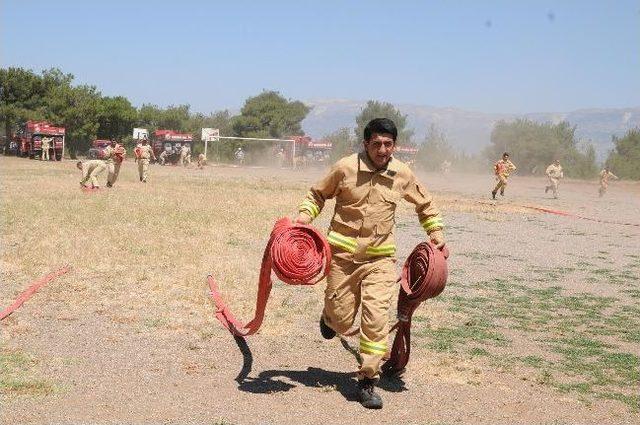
[208,217,331,337]
[383,242,449,374]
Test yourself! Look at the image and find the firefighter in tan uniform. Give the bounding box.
[41,137,51,161]
[296,118,445,409]
[197,153,206,169]
[599,167,618,197]
[545,160,564,198]
[135,137,156,182]
[77,160,107,189]
[491,152,517,199]
[103,140,126,187]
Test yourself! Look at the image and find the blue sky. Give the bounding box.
[2,1,639,113]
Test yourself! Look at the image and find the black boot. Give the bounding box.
[491,190,497,200]
[319,316,336,340]
[358,378,383,409]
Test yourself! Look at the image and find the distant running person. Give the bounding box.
[545,159,564,199]
[491,152,516,199]
[598,167,619,197]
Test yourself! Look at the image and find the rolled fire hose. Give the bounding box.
[208,217,331,337]
[382,242,449,374]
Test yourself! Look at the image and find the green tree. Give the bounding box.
[606,128,640,180]
[231,91,310,138]
[96,96,137,140]
[416,124,455,171]
[46,84,101,158]
[0,68,49,137]
[354,100,413,145]
[326,127,354,162]
[486,119,597,178]
[186,110,233,156]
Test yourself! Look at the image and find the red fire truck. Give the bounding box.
[15,121,65,160]
[395,146,419,167]
[88,140,112,159]
[151,130,193,164]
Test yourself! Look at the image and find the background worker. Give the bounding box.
[295,118,445,410]
[599,167,619,197]
[545,159,564,199]
[41,137,51,161]
[77,159,107,189]
[197,152,206,169]
[491,152,517,199]
[135,137,156,182]
[103,139,125,187]
[159,149,169,165]
[180,144,190,166]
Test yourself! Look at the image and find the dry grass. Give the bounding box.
[1,156,639,422]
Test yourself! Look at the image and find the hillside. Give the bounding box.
[302,99,640,161]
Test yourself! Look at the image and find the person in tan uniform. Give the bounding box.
[545,159,564,199]
[158,149,169,165]
[77,160,107,189]
[180,145,190,166]
[295,118,445,409]
[197,153,206,169]
[103,139,126,187]
[135,137,156,182]
[598,167,618,197]
[41,137,51,161]
[491,152,517,199]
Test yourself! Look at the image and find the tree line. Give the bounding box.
[0,67,308,160]
[2,67,638,178]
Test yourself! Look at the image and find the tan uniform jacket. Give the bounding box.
[600,170,617,184]
[103,145,115,163]
[138,144,154,160]
[495,159,517,178]
[299,153,442,262]
[546,164,563,179]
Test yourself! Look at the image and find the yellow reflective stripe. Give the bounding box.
[327,231,357,253]
[365,244,396,256]
[299,199,320,218]
[360,339,387,355]
[421,216,444,232]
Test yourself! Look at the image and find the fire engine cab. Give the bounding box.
[15,121,65,161]
[151,130,193,165]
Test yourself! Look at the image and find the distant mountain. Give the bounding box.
[301,99,640,161]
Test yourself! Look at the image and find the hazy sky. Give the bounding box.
[2,0,639,114]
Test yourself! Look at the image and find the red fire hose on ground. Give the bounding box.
[0,265,71,321]
[208,217,331,337]
[520,205,640,227]
[383,242,449,375]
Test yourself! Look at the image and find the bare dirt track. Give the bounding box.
[1,156,639,424]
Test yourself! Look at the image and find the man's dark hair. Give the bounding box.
[364,118,398,142]
[503,152,510,157]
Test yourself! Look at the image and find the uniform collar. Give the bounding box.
[358,152,399,179]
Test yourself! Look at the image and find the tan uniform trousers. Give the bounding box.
[41,143,50,161]
[106,161,122,185]
[493,174,508,194]
[138,159,150,182]
[599,180,608,196]
[546,176,560,197]
[81,161,107,188]
[322,253,397,380]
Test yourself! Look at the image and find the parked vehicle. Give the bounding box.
[14,121,65,160]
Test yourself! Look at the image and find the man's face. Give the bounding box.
[111,141,116,147]
[364,133,395,169]
[503,154,509,161]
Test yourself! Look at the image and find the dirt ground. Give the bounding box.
[1,156,638,424]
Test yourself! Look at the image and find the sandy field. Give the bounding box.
[1,155,638,424]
